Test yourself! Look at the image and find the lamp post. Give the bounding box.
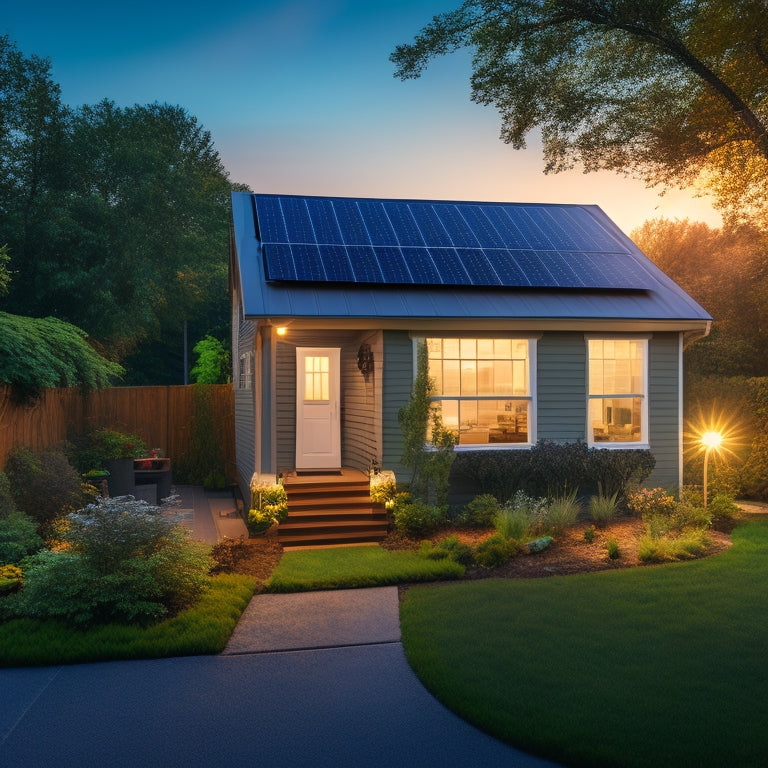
[701,431,722,508]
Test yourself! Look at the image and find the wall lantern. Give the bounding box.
[357,343,374,380]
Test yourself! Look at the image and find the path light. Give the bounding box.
[701,430,723,508]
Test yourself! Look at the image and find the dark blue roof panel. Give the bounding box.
[254,194,645,290]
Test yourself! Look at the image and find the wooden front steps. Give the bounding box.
[278,470,389,548]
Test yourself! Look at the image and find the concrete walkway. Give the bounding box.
[0,488,560,768]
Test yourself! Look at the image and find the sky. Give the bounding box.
[3,0,721,235]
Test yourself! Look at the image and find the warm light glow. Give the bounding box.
[701,431,723,450]
[276,327,287,336]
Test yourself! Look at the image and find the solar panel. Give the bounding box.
[253,195,649,290]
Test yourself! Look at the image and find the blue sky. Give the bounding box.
[3,0,719,233]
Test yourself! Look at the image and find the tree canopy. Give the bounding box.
[392,1,768,224]
[0,35,241,382]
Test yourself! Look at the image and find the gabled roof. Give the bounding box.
[231,191,712,330]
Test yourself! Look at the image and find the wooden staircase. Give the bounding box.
[278,470,390,548]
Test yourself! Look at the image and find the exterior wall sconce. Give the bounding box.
[357,342,374,380]
[276,327,287,336]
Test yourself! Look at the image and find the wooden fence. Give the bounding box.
[0,385,235,474]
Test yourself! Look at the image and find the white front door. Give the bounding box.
[296,347,341,469]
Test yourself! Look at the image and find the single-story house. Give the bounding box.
[229,191,711,544]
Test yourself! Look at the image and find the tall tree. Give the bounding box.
[0,37,240,381]
[391,1,768,223]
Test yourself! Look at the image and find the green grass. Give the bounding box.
[266,545,464,592]
[401,517,768,768]
[0,573,256,667]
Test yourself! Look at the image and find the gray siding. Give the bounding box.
[275,340,296,474]
[341,332,381,473]
[647,333,681,489]
[234,317,257,493]
[382,330,414,481]
[537,333,587,442]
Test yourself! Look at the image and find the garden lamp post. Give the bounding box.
[701,431,722,508]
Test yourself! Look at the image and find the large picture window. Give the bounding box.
[425,338,534,447]
[587,338,647,445]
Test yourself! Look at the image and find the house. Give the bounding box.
[229,192,711,544]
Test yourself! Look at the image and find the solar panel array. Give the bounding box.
[254,195,650,290]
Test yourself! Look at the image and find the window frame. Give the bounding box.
[585,335,650,449]
[416,335,538,451]
[238,352,253,390]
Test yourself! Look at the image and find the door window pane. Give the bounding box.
[304,356,330,401]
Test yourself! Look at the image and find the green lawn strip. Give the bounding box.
[401,518,768,768]
[266,545,464,592]
[0,573,257,667]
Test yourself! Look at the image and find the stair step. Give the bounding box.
[278,530,388,547]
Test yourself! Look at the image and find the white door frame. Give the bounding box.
[295,347,341,469]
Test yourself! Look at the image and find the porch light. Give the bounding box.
[276,327,287,336]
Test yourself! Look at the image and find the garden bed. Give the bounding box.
[217,516,733,583]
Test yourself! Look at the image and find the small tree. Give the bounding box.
[398,341,456,506]
[190,334,230,384]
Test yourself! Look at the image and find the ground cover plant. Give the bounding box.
[266,545,464,592]
[0,573,256,667]
[400,516,768,768]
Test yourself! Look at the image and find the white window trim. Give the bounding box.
[238,352,253,390]
[413,335,539,451]
[584,334,650,450]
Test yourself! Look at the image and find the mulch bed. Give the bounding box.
[210,516,733,584]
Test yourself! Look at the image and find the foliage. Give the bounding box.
[0,563,22,595]
[419,536,475,567]
[400,518,768,768]
[546,489,581,535]
[0,312,124,403]
[0,244,10,296]
[637,529,711,563]
[369,472,397,505]
[398,340,456,506]
[5,445,86,527]
[392,493,445,538]
[0,472,15,517]
[589,489,620,525]
[452,442,654,501]
[0,573,256,667]
[605,538,621,559]
[494,490,547,540]
[474,533,514,569]
[265,545,464,592]
[2,495,213,626]
[462,493,501,527]
[174,384,227,485]
[247,480,288,536]
[392,1,768,224]
[583,524,596,544]
[78,428,148,468]
[0,511,43,564]
[0,36,240,382]
[190,334,230,384]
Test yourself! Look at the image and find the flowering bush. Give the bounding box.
[1,495,212,626]
[248,480,288,535]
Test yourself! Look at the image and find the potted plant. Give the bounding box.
[247,479,288,536]
[88,428,148,497]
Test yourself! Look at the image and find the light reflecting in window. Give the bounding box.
[426,338,532,446]
[304,355,330,401]
[588,340,645,443]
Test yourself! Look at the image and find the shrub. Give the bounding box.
[420,535,474,567]
[494,490,548,540]
[584,525,597,543]
[474,533,514,568]
[393,496,444,537]
[2,496,212,626]
[707,493,742,532]
[589,489,620,525]
[0,472,15,517]
[247,480,288,536]
[463,493,500,527]
[0,563,22,595]
[605,538,621,559]
[5,445,85,527]
[546,489,581,535]
[0,511,43,564]
[626,487,677,518]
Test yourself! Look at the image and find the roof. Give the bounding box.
[231,191,712,330]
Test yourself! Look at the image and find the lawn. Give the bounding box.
[266,544,464,592]
[400,516,768,768]
[0,574,256,667]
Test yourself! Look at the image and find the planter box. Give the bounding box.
[134,458,172,504]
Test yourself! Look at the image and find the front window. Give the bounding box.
[426,338,534,446]
[587,338,647,445]
[238,353,252,390]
